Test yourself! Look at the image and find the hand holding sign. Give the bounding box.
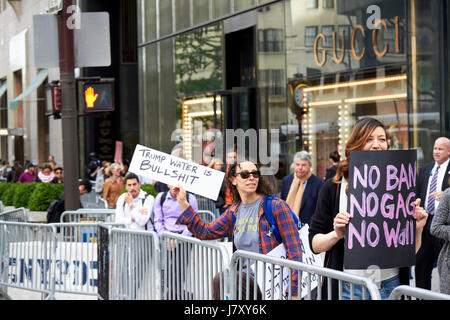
[333,212,350,239]
[129,145,225,201]
[176,185,190,212]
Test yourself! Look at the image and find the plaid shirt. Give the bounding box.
[176,195,302,295]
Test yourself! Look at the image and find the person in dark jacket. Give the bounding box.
[308,117,428,300]
[325,150,340,181]
[280,151,323,225]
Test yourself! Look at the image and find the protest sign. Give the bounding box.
[114,141,123,163]
[253,224,324,299]
[344,150,417,269]
[129,144,225,201]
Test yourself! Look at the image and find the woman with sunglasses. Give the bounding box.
[175,159,302,299]
[308,117,429,300]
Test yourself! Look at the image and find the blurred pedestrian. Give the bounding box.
[52,167,64,184]
[415,137,450,290]
[430,187,450,294]
[325,150,340,181]
[18,163,37,183]
[102,162,125,209]
[36,163,55,183]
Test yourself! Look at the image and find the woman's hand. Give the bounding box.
[333,212,350,240]
[413,198,428,232]
[176,185,191,211]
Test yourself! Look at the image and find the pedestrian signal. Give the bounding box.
[81,80,114,112]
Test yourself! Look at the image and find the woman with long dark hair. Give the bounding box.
[308,117,428,300]
[175,159,302,299]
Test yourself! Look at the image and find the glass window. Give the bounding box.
[323,0,334,9]
[193,0,210,25]
[234,0,255,12]
[259,28,283,52]
[212,0,231,18]
[306,0,318,9]
[175,0,191,31]
[305,26,318,47]
[322,25,334,48]
[287,0,409,178]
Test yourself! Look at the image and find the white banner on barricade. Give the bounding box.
[129,144,225,201]
[254,224,325,299]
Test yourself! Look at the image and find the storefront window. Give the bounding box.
[286,0,409,178]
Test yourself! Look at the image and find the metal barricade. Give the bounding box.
[160,232,231,300]
[197,210,216,224]
[100,226,161,300]
[60,209,115,223]
[0,221,56,300]
[229,250,381,300]
[196,195,220,218]
[50,223,104,297]
[0,208,28,222]
[389,285,450,300]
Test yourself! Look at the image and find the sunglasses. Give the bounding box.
[235,170,261,179]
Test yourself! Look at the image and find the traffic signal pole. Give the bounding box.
[58,0,80,210]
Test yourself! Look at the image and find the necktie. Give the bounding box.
[427,165,440,214]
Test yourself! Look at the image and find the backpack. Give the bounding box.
[232,194,301,244]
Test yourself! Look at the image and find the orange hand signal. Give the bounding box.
[85,86,99,108]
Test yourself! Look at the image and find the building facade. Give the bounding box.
[138,0,450,181]
[0,0,139,177]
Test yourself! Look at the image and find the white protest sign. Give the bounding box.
[253,224,325,299]
[129,144,225,201]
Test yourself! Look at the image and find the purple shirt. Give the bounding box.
[153,191,198,237]
[18,171,37,183]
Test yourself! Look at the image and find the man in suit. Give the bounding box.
[416,137,450,289]
[280,151,323,225]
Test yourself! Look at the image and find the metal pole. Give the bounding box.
[58,0,80,210]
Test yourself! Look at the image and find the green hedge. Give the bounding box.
[0,182,64,211]
[28,183,64,211]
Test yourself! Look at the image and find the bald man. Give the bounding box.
[415,137,450,289]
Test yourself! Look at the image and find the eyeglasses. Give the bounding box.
[235,170,261,179]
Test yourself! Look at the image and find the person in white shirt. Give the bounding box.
[115,172,155,231]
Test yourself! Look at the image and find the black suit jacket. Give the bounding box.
[417,161,450,208]
[280,173,323,224]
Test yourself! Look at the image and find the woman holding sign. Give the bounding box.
[175,160,302,299]
[308,117,429,300]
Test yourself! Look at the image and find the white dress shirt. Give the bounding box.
[115,190,155,230]
[424,158,449,214]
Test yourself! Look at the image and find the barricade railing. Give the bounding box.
[389,285,450,300]
[0,208,28,222]
[160,232,231,300]
[196,195,220,218]
[0,221,56,300]
[197,210,216,224]
[50,223,106,297]
[98,225,161,300]
[229,250,381,300]
[60,209,115,223]
[0,201,3,213]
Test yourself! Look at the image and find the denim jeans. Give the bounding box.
[342,274,400,300]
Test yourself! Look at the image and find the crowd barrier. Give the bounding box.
[0,208,28,223]
[2,219,449,301]
[60,209,115,223]
[197,210,216,224]
[0,221,56,300]
[389,285,450,300]
[159,231,231,300]
[229,250,381,300]
[98,225,160,300]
